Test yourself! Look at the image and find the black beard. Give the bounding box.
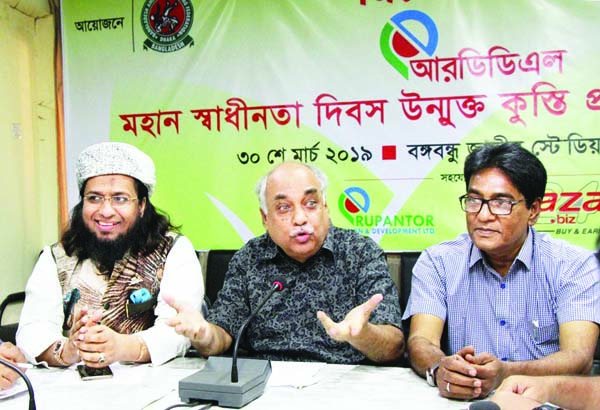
[81,217,143,273]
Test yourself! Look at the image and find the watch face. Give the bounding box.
[426,368,435,386]
[53,340,64,354]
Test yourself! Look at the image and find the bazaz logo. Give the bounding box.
[380,10,438,79]
[141,0,194,53]
[338,187,371,224]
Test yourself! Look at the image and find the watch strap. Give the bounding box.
[426,363,440,387]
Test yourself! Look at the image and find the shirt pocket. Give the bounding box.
[527,319,559,357]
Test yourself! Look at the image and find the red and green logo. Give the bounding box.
[141,0,194,53]
[380,10,438,79]
[338,187,371,224]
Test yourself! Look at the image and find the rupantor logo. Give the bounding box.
[338,187,371,224]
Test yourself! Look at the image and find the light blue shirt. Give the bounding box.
[403,227,600,361]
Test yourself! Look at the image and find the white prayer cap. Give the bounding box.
[76,142,156,196]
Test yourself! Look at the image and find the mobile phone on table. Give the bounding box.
[77,364,113,381]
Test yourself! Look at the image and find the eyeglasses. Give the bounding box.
[83,195,138,208]
[458,194,525,216]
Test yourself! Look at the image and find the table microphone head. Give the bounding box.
[469,401,501,410]
[272,277,290,291]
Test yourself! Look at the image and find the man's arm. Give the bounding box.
[318,236,405,363]
[488,320,598,378]
[164,296,232,356]
[317,294,404,363]
[139,235,205,365]
[492,375,600,410]
[465,320,598,399]
[408,313,483,399]
[0,342,27,389]
[16,247,66,365]
[406,313,445,376]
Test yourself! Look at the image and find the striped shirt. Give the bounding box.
[403,227,600,361]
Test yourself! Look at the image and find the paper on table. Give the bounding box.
[268,361,327,388]
[0,379,27,400]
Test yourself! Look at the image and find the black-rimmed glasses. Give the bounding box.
[458,194,525,216]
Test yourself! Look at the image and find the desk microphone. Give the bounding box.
[469,401,500,410]
[0,358,36,410]
[179,276,291,408]
[231,277,288,383]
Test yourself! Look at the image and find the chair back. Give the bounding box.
[0,291,26,344]
[205,250,237,305]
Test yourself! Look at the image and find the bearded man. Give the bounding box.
[17,142,204,368]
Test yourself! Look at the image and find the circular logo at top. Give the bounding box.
[380,10,438,79]
[141,0,194,53]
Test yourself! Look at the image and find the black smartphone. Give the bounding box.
[77,364,113,381]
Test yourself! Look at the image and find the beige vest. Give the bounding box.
[51,233,178,335]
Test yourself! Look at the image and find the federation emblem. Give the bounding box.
[141,0,194,53]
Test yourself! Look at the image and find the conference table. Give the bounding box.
[1,357,473,410]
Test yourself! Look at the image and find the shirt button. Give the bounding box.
[501,357,507,361]
[104,302,110,310]
[500,320,506,326]
[500,283,506,289]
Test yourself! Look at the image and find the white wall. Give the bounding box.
[0,0,58,322]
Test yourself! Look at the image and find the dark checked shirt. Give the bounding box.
[207,226,403,364]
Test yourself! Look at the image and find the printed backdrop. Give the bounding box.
[61,0,600,251]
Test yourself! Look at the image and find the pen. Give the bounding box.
[15,363,35,369]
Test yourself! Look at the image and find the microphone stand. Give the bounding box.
[179,277,288,408]
[230,282,281,383]
[0,358,36,410]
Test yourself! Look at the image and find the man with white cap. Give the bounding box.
[16,142,204,368]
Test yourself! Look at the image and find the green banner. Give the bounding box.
[61,0,600,251]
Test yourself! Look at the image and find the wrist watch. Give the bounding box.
[53,337,69,367]
[425,363,440,387]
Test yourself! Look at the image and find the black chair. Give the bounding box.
[399,252,448,355]
[205,250,237,306]
[0,291,26,344]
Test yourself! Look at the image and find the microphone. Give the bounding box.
[62,288,80,330]
[469,401,500,410]
[179,276,292,408]
[231,277,288,383]
[0,358,36,410]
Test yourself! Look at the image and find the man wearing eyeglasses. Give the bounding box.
[16,142,204,369]
[403,142,600,400]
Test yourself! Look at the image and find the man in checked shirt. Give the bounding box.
[404,142,600,400]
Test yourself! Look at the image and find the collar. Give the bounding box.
[468,226,534,272]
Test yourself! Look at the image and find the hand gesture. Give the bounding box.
[0,342,27,389]
[468,351,506,397]
[316,293,383,342]
[437,346,482,399]
[164,295,212,347]
[75,309,119,367]
[493,375,550,404]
